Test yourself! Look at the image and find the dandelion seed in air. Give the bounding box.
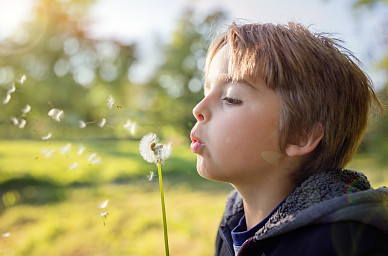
[87,153,101,165]
[59,143,71,154]
[69,162,79,170]
[98,118,106,128]
[42,133,52,140]
[22,104,31,115]
[10,117,19,126]
[17,119,26,129]
[48,108,64,122]
[79,120,87,128]
[99,200,109,209]
[7,83,16,94]
[41,148,55,158]
[107,95,114,109]
[77,145,85,155]
[18,74,27,84]
[99,211,109,225]
[3,93,11,104]
[123,120,137,135]
[147,171,156,181]
[1,232,10,238]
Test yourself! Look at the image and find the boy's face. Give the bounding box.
[191,46,283,186]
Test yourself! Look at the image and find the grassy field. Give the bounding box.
[0,139,387,256]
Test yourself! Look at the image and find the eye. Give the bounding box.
[222,97,242,105]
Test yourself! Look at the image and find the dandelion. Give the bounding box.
[22,104,31,115]
[107,95,114,109]
[48,108,64,122]
[79,120,87,128]
[77,145,85,155]
[41,148,55,158]
[59,143,71,154]
[139,133,171,256]
[123,119,137,135]
[98,118,106,128]
[41,132,52,140]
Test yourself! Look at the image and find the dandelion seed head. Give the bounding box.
[79,120,86,128]
[42,133,52,140]
[107,95,114,109]
[22,104,31,114]
[139,133,171,164]
[48,108,64,122]
[98,200,109,209]
[99,118,106,128]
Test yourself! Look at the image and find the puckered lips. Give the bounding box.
[190,130,204,154]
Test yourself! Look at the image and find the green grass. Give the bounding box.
[0,139,387,255]
[0,139,231,256]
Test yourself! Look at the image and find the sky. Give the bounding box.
[0,0,387,87]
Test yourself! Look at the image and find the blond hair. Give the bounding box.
[205,22,382,183]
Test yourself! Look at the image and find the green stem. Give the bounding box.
[157,161,170,256]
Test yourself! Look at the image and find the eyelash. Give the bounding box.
[222,97,242,105]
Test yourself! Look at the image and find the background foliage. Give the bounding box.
[1,0,388,255]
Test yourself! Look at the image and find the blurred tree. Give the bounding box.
[134,9,228,138]
[0,0,136,139]
[352,0,388,163]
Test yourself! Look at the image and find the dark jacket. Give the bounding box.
[215,169,388,256]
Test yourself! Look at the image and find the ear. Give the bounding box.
[285,123,324,157]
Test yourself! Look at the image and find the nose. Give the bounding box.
[193,98,208,122]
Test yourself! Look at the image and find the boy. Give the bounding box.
[190,22,388,256]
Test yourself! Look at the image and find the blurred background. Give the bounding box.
[0,0,387,255]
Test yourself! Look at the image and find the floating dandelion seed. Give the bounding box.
[17,119,26,129]
[68,162,79,170]
[10,117,19,126]
[98,118,106,128]
[87,153,101,165]
[123,120,137,135]
[100,211,108,217]
[22,104,31,115]
[18,74,27,84]
[48,108,64,122]
[107,95,114,109]
[1,232,10,238]
[59,143,71,154]
[7,83,16,94]
[41,148,55,158]
[147,171,156,181]
[3,93,11,104]
[42,133,52,140]
[79,120,87,128]
[77,145,85,155]
[99,200,109,209]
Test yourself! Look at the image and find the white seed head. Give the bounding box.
[139,133,171,164]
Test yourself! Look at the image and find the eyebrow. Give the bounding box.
[205,73,259,92]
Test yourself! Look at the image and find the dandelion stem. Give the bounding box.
[157,161,170,256]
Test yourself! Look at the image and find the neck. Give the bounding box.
[234,175,296,230]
